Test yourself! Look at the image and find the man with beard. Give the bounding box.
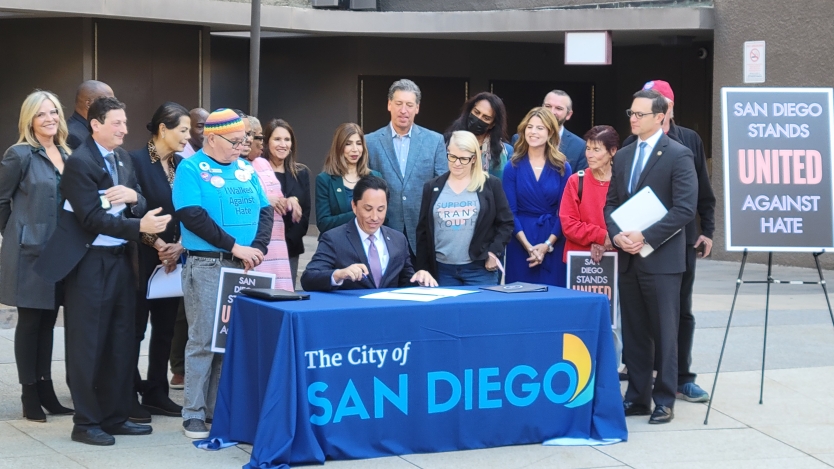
[512,90,587,172]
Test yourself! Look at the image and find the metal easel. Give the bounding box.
[704,249,834,424]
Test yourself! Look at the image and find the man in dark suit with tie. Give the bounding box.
[301,175,437,291]
[35,97,172,446]
[604,89,697,424]
[622,80,716,403]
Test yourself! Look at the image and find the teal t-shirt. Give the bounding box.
[173,150,269,251]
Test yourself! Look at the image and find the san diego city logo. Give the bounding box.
[304,333,594,425]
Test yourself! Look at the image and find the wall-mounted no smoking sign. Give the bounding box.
[744,40,766,84]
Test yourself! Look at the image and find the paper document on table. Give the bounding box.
[361,287,477,302]
[610,186,673,257]
[394,287,476,297]
[147,264,184,299]
[361,291,440,302]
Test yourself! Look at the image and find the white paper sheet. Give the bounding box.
[360,291,440,302]
[361,287,478,302]
[64,196,128,247]
[146,264,184,299]
[393,287,477,297]
[610,186,671,257]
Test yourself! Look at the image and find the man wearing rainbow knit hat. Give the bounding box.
[172,108,272,439]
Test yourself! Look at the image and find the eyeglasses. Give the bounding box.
[626,110,657,119]
[216,134,245,149]
[253,136,264,141]
[447,153,475,165]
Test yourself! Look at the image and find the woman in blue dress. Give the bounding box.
[502,107,572,287]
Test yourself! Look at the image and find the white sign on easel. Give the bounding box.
[744,40,766,84]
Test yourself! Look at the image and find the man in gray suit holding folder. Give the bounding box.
[366,79,447,258]
[604,89,697,425]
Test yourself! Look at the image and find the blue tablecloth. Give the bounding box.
[209,287,627,468]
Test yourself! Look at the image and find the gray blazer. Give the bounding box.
[0,144,66,309]
[366,123,446,255]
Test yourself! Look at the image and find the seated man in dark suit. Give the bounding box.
[302,175,437,291]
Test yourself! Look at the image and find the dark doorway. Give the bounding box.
[359,76,469,134]
[490,81,595,140]
[97,20,201,150]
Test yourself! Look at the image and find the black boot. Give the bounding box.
[22,384,46,422]
[36,380,74,415]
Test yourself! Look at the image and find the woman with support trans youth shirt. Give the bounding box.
[416,131,514,286]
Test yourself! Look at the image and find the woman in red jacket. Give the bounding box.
[559,125,619,263]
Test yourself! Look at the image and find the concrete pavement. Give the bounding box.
[1,243,833,468]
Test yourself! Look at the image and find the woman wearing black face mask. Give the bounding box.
[445,92,512,179]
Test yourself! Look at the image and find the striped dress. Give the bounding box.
[251,157,295,291]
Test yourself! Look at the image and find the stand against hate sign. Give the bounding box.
[211,268,275,353]
[723,87,834,249]
[566,251,618,329]
[706,88,834,424]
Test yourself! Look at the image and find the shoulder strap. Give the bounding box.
[576,170,584,202]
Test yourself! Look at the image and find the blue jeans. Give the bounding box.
[436,260,500,287]
[181,255,241,422]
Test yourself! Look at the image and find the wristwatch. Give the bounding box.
[544,239,554,253]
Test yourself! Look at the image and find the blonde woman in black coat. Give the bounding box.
[0,90,74,422]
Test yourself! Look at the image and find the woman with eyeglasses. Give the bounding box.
[416,131,513,286]
[502,107,572,287]
[262,119,310,287]
[315,123,383,235]
[0,90,74,422]
[247,116,264,161]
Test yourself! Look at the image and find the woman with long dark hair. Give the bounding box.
[128,102,190,422]
[262,119,310,287]
[445,92,511,179]
[315,123,382,234]
[0,90,74,421]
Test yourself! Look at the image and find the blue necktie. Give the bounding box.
[104,152,119,185]
[629,142,648,194]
